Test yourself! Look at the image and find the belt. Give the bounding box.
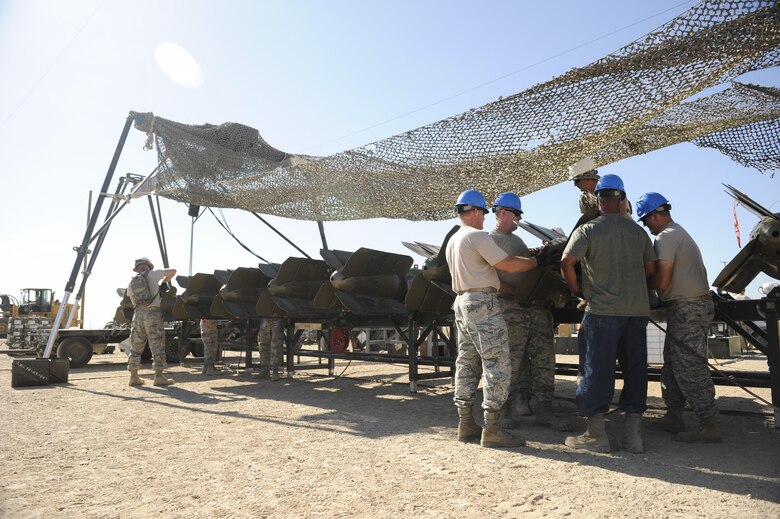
[667,294,711,303]
[497,293,514,300]
[456,287,497,295]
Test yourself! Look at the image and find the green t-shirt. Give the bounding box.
[564,213,656,316]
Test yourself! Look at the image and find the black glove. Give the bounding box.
[159,281,171,294]
[536,243,562,267]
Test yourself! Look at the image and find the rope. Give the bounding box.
[207,208,269,263]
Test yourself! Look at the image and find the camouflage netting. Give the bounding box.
[131,0,780,222]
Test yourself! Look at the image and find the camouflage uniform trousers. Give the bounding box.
[257,317,285,368]
[453,292,512,412]
[661,297,718,419]
[498,298,556,405]
[128,307,166,371]
[200,319,219,364]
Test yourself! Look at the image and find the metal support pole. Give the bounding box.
[317,221,329,251]
[148,196,168,268]
[43,114,135,359]
[244,318,255,368]
[285,320,294,379]
[764,290,780,428]
[407,315,418,393]
[66,176,133,328]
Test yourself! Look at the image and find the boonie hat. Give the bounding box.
[134,257,154,270]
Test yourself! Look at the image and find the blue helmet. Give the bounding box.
[491,192,523,214]
[635,192,670,221]
[595,174,625,193]
[455,189,488,213]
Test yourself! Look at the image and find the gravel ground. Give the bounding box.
[0,346,778,518]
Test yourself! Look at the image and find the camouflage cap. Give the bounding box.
[133,257,154,270]
[571,169,600,181]
[567,157,600,181]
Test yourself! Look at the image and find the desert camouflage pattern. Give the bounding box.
[200,319,219,364]
[499,299,556,405]
[661,298,718,419]
[453,292,511,412]
[579,191,599,216]
[128,307,166,371]
[257,317,285,368]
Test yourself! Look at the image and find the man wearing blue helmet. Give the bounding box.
[637,192,720,443]
[446,189,552,448]
[489,192,573,432]
[560,174,657,453]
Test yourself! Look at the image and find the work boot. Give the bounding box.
[621,413,644,454]
[202,362,219,376]
[457,406,482,443]
[481,410,526,448]
[564,413,610,453]
[534,401,574,432]
[153,369,175,386]
[271,367,281,382]
[178,342,191,363]
[128,369,145,387]
[676,416,722,443]
[255,366,270,379]
[505,393,532,425]
[656,407,685,434]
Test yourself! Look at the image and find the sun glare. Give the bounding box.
[154,42,204,89]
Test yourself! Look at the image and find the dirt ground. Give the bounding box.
[0,344,778,519]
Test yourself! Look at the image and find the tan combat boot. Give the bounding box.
[622,413,644,453]
[457,406,482,443]
[202,362,219,376]
[481,410,526,448]
[656,407,685,434]
[271,366,281,382]
[534,401,574,432]
[153,368,175,386]
[128,369,145,387]
[676,416,721,443]
[565,413,610,453]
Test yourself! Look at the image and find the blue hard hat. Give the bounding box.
[491,192,523,214]
[455,189,488,213]
[635,192,670,221]
[595,174,625,193]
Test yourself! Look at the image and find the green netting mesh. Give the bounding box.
[131,0,779,221]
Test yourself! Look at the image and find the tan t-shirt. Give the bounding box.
[654,221,710,301]
[127,269,165,308]
[445,226,508,293]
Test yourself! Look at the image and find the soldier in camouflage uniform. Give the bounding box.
[256,317,285,381]
[489,192,573,432]
[200,319,220,376]
[637,192,720,443]
[127,257,177,387]
[445,190,553,448]
[569,159,601,221]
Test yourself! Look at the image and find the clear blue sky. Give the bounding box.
[1,0,778,327]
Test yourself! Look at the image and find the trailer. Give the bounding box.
[1,325,194,369]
